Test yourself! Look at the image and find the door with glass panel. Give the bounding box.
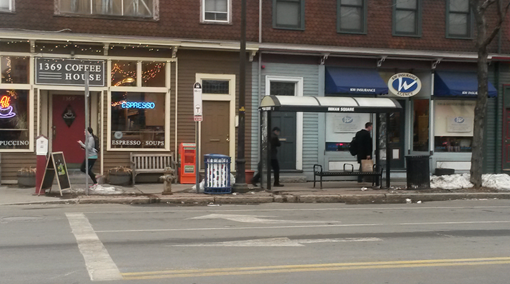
[270,81,297,170]
[388,100,406,169]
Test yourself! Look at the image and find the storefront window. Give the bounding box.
[1,56,29,84]
[325,113,370,151]
[0,90,30,150]
[434,100,474,152]
[110,92,165,149]
[413,99,429,151]
[111,61,137,87]
[142,62,166,87]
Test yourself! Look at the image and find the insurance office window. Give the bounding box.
[273,0,305,30]
[59,0,155,18]
[447,0,472,38]
[203,0,229,22]
[434,100,474,152]
[110,92,165,149]
[337,0,366,34]
[413,99,429,152]
[0,0,14,12]
[0,90,30,150]
[1,56,29,84]
[393,0,421,36]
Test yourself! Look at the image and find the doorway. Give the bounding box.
[52,94,85,167]
[269,81,297,170]
[503,86,510,171]
[201,101,230,168]
[388,99,406,169]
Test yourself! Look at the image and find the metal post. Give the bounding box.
[196,121,200,193]
[266,112,272,191]
[232,0,249,193]
[85,70,89,195]
[375,114,380,187]
[385,113,391,189]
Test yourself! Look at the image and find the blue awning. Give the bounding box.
[325,67,388,95]
[434,71,497,97]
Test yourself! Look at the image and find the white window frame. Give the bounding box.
[0,0,14,12]
[265,75,303,171]
[201,0,231,24]
[107,59,171,152]
[55,0,159,20]
[196,73,236,171]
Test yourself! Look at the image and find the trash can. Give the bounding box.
[204,154,232,194]
[406,155,430,189]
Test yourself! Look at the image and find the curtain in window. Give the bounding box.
[395,0,417,34]
[276,0,300,27]
[449,0,469,36]
[0,0,10,10]
[205,0,228,21]
[339,0,362,31]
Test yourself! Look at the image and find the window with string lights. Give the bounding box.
[0,90,30,150]
[57,0,158,19]
[111,61,137,87]
[0,0,14,12]
[1,56,29,84]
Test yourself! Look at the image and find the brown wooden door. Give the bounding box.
[201,101,229,168]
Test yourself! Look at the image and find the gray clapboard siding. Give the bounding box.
[251,62,320,179]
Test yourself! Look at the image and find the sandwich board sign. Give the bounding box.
[40,152,71,196]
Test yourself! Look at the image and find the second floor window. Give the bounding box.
[202,0,230,23]
[0,0,14,12]
[273,0,305,30]
[337,0,366,34]
[58,0,156,18]
[447,0,472,38]
[393,0,421,37]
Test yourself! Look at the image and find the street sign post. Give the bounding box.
[193,82,202,192]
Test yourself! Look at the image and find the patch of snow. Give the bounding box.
[430,174,510,190]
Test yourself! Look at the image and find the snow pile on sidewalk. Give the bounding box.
[430,174,510,190]
[90,185,122,194]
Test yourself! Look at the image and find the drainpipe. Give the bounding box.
[259,0,262,43]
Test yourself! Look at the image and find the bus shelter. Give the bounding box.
[258,95,403,190]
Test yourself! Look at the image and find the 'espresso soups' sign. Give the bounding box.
[36,58,105,86]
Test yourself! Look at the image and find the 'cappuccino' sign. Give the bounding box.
[36,58,105,86]
[388,73,422,97]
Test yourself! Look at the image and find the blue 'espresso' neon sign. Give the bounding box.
[121,102,156,109]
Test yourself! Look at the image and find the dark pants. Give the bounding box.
[358,163,363,182]
[252,159,281,185]
[80,159,97,184]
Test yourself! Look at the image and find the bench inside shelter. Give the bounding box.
[130,153,176,185]
[313,163,383,189]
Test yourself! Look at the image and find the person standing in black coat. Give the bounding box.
[355,122,373,182]
[251,127,284,187]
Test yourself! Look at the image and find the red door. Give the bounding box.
[52,95,85,164]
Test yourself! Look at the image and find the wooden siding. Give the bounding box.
[1,90,37,183]
[177,50,252,170]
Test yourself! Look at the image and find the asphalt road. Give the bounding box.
[1,200,510,284]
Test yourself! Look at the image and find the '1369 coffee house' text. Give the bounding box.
[35,58,106,87]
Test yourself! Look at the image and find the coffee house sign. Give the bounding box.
[35,58,105,87]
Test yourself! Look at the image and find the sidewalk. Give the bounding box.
[2,181,510,206]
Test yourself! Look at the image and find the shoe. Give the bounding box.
[273,184,284,187]
[89,184,98,190]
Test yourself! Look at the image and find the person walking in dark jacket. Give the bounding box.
[355,122,373,182]
[251,127,284,187]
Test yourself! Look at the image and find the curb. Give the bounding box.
[3,192,510,206]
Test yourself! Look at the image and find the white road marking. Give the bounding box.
[95,220,510,233]
[66,213,122,282]
[190,213,340,224]
[84,205,510,215]
[172,237,381,247]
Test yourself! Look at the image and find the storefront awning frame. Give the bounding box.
[259,95,403,191]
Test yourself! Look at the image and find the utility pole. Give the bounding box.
[232,0,249,193]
